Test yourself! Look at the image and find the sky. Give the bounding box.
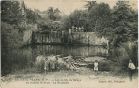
[24,0,137,15]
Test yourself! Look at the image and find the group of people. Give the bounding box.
[35,54,100,72]
[93,59,137,81]
[35,55,78,72]
[35,55,137,81]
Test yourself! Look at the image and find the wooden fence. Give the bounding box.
[32,31,109,46]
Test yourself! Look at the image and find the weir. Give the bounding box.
[32,31,109,46]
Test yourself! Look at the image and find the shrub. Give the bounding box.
[99,60,113,71]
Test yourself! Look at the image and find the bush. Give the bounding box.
[99,60,113,71]
[35,60,45,72]
[1,22,23,48]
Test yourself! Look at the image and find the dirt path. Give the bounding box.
[1,70,138,88]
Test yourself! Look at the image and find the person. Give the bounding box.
[94,60,99,72]
[128,59,136,81]
[44,57,48,74]
[49,55,57,71]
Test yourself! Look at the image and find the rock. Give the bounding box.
[84,56,106,62]
[35,55,46,65]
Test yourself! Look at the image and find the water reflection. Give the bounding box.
[31,45,108,57]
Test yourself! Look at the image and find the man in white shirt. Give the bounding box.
[128,59,136,81]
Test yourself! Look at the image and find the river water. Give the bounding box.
[31,45,108,56]
[2,45,108,75]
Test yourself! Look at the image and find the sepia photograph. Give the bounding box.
[1,0,138,88]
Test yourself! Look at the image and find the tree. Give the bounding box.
[88,3,111,32]
[54,8,61,20]
[26,8,40,24]
[62,10,88,31]
[111,1,137,47]
[47,7,61,21]
[85,1,97,11]
[47,7,55,20]
[1,1,23,25]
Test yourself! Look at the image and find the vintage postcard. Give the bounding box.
[1,0,138,88]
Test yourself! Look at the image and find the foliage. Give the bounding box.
[36,7,62,32]
[1,22,23,48]
[1,1,23,25]
[38,20,62,32]
[1,1,138,75]
[1,1,40,32]
[47,7,61,21]
[110,1,137,47]
[123,42,138,66]
[62,1,137,46]
[88,3,111,33]
[85,1,97,11]
[26,8,41,24]
[62,10,89,31]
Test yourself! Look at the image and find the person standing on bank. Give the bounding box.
[94,60,99,73]
[128,59,136,81]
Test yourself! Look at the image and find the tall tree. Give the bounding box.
[88,3,111,32]
[1,1,23,25]
[47,7,55,20]
[111,1,136,47]
[26,8,40,24]
[54,8,61,20]
[47,7,61,21]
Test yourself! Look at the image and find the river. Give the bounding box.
[2,45,108,75]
